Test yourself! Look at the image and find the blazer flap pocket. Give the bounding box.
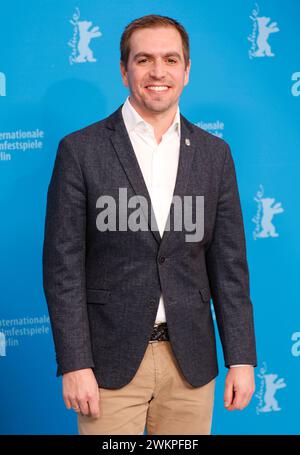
[86,288,111,304]
[199,287,211,302]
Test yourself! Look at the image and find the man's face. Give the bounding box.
[120,26,191,115]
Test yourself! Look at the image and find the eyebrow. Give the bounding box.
[133,52,183,61]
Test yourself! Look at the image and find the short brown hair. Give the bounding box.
[120,14,190,70]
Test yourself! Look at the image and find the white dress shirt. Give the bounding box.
[122,95,180,325]
[121,95,249,368]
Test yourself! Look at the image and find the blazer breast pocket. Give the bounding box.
[86,288,111,304]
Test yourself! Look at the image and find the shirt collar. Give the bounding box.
[121,95,180,139]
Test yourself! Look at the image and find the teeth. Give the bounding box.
[147,86,169,91]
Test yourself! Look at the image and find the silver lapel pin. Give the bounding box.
[185,138,190,146]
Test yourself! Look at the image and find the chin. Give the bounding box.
[146,103,170,112]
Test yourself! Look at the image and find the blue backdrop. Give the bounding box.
[1,0,299,435]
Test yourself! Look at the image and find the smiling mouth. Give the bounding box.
[145,85,171,93]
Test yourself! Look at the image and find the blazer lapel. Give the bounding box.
[106,104,195,247]
[160,116,195,248]
[108,105,161,244]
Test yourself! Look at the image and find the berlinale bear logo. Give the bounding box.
[68,7,102,65]
[248,4,280,59]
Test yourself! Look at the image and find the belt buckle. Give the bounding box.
[149,322,167,343]
[149,322,161,343]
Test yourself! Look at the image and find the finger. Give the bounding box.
[224,381,234,408]
[232,390,249,410]
[79,399,90,416]
[226,395,237,411]
[70,398,81,413]
[88,396,100,418]
[231,389,241,407]
[225,387,240,411]
[64,398,72,410]
[239,393,253,410]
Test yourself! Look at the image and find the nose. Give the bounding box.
[149,59,167,79]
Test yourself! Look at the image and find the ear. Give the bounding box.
[120,61,129,87]
[184,58,191,86]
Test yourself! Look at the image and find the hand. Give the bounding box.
[224,366,255,411]
[62,368,100,418]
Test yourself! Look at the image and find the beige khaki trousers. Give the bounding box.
[78,340,215,435]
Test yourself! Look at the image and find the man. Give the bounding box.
[43,14,257,435]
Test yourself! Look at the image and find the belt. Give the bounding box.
[149,322,169,342]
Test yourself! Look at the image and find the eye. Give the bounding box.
[167,58,177,64]
[137,58,148,63]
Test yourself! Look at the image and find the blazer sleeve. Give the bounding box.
[205,142,257,368]
[42,138,95,376]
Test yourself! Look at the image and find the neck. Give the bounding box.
[129,96,178,144]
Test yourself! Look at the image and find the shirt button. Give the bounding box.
[158,256,166,264]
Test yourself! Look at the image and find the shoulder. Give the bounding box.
[55,108,118,164]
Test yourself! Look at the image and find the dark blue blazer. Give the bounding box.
[42,104,257,388]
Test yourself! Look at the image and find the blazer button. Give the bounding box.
[158,256,166,264]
